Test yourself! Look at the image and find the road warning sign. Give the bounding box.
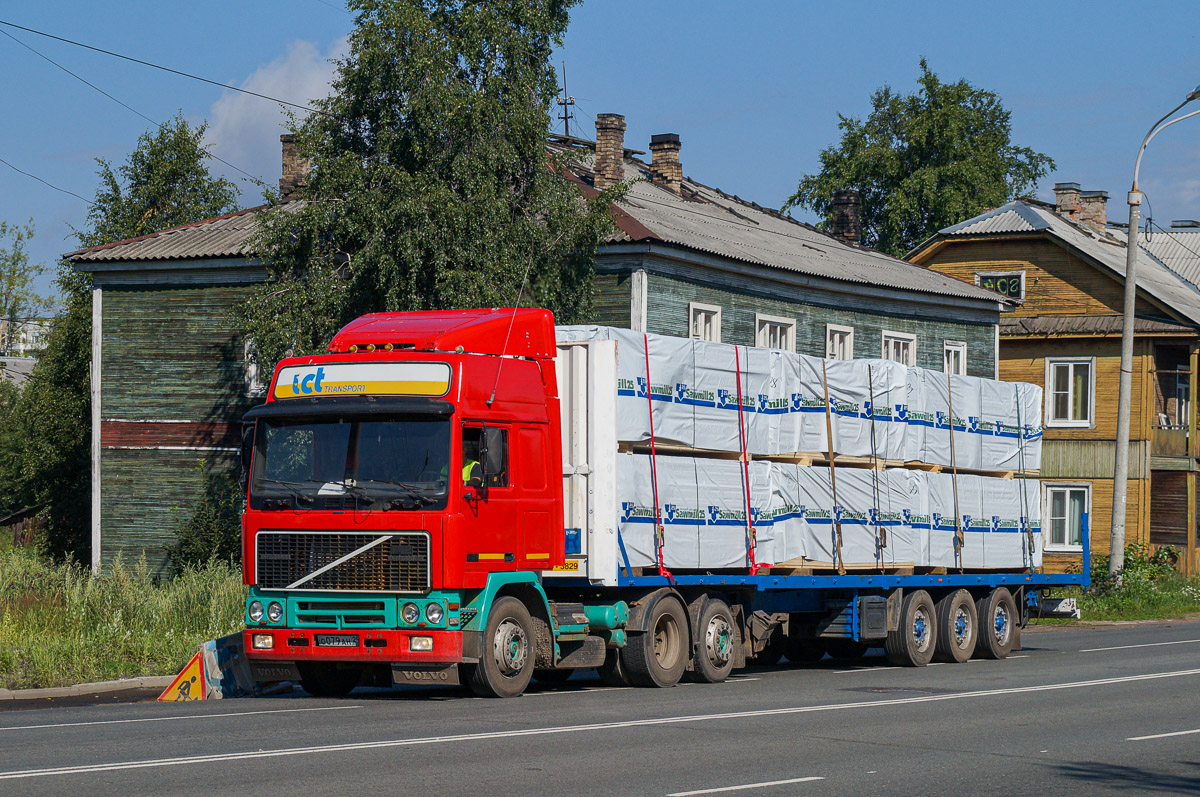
[158,651,206,702]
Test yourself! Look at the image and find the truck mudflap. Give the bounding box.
[243,628,463,663]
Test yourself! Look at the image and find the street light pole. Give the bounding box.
[1110,87,1200,579]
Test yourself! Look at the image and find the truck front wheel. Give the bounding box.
[691,599,737,683]
[467,596,536,698]
[623,594,688,688]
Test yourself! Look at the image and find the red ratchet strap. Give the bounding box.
[734,346,758,574]
[643,333,674,583]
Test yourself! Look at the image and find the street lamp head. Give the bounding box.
[1188,84,1200,102]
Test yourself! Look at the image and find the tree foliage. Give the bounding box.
[784,59,1055,257]
[0,220,53,355]
[0,116,239,562]
[235,0,618,364]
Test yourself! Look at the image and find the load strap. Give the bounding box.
[734,345,759,573]
[821,360,846,575]
[867,364,887,568]
[643,333,674,583]
[947,372,964,571]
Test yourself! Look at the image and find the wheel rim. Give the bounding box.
[653,611,681,668]
[993,604,1011,646]
[493,618,528,676]
[952,606,972,649]
[705,614,733,667]
[912,608,931,652]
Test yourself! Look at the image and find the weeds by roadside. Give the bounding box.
[1037,542,1200,623]
[0,546,245,690]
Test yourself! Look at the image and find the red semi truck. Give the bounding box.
[240,308,1086,698]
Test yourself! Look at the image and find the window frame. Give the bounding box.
[1042,481,1090,552]
[943,340,967,375]
[688,302,722,343]
[754,312,796,352]
[974,270,1026,301]
[825,323,854,360]
[1045,356,1096,428]
[881,329,917,366]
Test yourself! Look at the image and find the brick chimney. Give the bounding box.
[1053,182,1082,220]
[1078,190,1108,232]
[279,134,310,200]
[649,133,682,195]
[830,189,862,245]
[593,114,626,191]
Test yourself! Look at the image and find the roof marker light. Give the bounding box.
[348,344,358,353]
[365,344,376,352]
[384,343,394,352]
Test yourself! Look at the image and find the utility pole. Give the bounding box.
[1110,85,1200,580]
[556,61,575,138]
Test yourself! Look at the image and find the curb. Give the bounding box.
[0,676,175,702]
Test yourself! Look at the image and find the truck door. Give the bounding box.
[460,425,520,571]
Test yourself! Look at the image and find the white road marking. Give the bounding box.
[668,776,824,795]
[1008,655,1030,659]
[833,666,900,674]
[1080,638,1200,653]
[1127,727,1200,741]
[0,705,361,733]
[4,667,1199,780]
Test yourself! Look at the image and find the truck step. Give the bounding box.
[555,635,608,669]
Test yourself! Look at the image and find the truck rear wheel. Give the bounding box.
[598,648,631,686]
[885,589,936,667]
[467,596,536,698]
[974,588,1017,660]
[934,589,978,663]
[297,662,362,697]
[692,599,737,683]
[623,594,688,688]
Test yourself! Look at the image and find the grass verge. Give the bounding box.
[0,546,245,690]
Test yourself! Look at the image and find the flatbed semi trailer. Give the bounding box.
[241,308,1087,697]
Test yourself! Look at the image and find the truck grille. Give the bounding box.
[256,532,430,593]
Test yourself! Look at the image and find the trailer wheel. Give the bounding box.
[622,594,688,688]
[692,599,737,683]
[934,589,978,663]
[598,648,631,687]
[785,636,826,663]
[297,662,361,697]
[467,596,536,698]
[974,588,1017,660]
[825,639,870,661]
[885,589,937,667]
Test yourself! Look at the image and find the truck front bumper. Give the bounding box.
[243,628,464,664]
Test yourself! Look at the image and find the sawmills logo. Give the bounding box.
[707,505,747,525]
[869,508,904,526]
[757,394,791,415]
[716,389,756,411]
[894,403,909,422]
[621,502,655,523]
[673,382,716,407]
[992,516,1020,533]
[664,504,706,524]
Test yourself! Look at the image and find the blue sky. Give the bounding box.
[3,1,1200,301]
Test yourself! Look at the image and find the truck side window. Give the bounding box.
[462,427,509,488]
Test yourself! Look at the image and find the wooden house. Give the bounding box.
[910,185,1200,574]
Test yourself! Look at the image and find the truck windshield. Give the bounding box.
[249,414,450,510]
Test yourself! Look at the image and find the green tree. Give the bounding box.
[0,115,238,562]
[784,59,1055,257]
[0,220,53,356]
[235,0,618,364]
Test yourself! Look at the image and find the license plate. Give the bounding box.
[315,634,359,647]
[552,560,580,571]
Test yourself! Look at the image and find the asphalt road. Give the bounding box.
[2,620,1200,796]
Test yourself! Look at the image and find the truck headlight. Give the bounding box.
[410,636,433,651]
[248,600,264,623]
[252,633,274,650]
[267,601,284,623]
[401,602,420,624]
[425,603,444,624]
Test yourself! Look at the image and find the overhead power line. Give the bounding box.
[0,26,265,186]
[0,18,322,116]
[0,155,94,207]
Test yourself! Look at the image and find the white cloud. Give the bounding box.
[205,37,349,200]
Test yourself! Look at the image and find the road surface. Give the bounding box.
[2,620,1199,795]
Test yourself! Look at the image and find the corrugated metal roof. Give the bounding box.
[1000,315,1191,336]
[1108,226,1200,288]
[563,149,1004,304]
[66,202,304,263]
[931,200,1200,326]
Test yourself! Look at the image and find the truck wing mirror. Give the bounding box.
[240,422,255,475]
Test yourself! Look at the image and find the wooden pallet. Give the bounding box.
[769,558,916,577]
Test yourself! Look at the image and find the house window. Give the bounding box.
[1045,483,1088,550]
[975,271,1026,301]
[244,338,266,397]
[881,330,916,366]
[1046,358,1094,427]
[689,302,721,342]
[943,341,967,375]
[826,324,854,360]
[755,313,795,351]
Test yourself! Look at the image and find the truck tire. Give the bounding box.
[467,596,536,698]
[785,636,826,663]
[598,648,631,687]
[825,639,870,661]
[622,593,688,688]
[885,589,937,667]
[974,588,1017,660]
[933,589,978,664]
[692,599,737,683]
[297,662,361,697]
[754,631,786,665]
